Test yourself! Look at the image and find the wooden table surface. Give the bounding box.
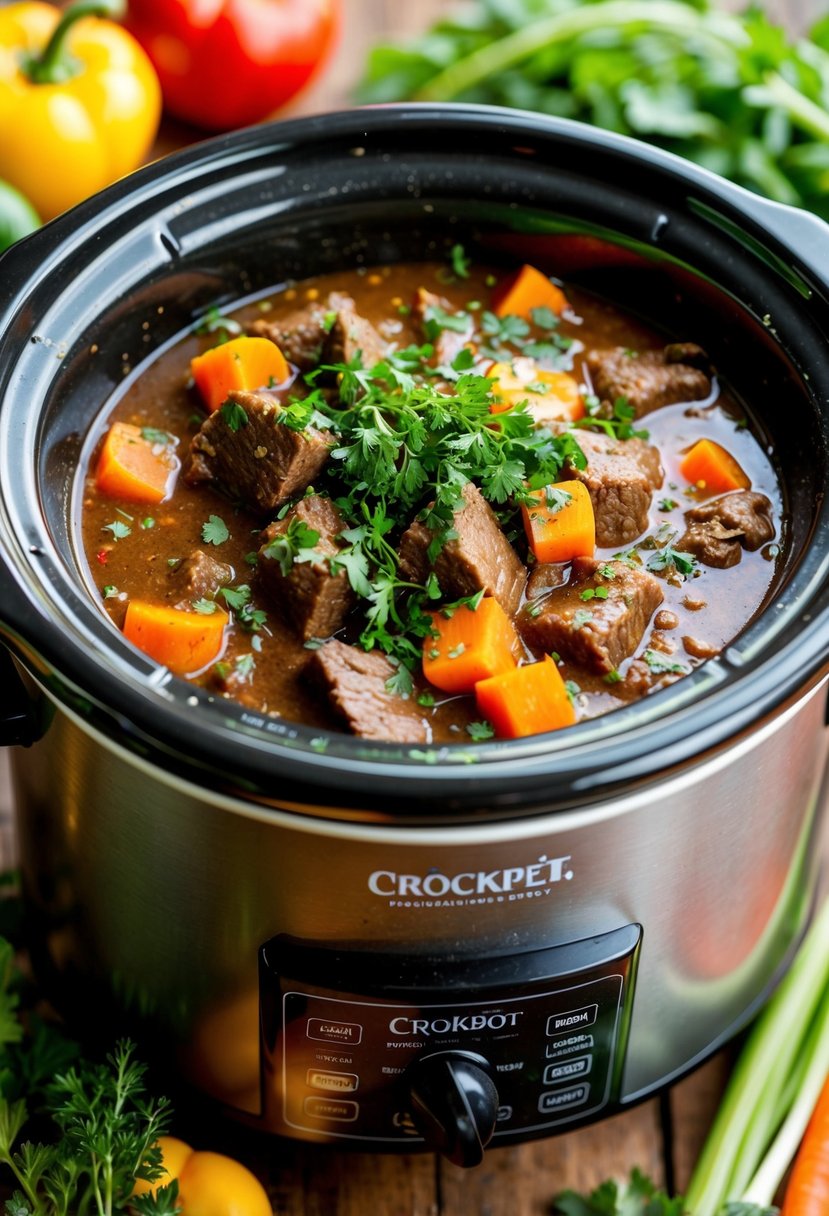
[0,0,822,1211]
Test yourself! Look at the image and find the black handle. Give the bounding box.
[406,1050,499,1168]
[0,647,42,747]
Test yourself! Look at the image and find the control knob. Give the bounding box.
[406,1050,499,1168]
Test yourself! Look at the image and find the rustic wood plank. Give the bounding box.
[439,1101,666,1215]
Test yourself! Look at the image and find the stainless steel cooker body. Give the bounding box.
[2,106,829,1152]
[9,678,828,1140]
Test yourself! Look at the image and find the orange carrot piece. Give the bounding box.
[475,655,576,739]
[492,264,569,320]
[781,1073,829,1216]
[95,422,178,504]
[123,600,228,675]
[679,438,751,496]
[487,361,584,421]
[521,480,595,563]
[423,598,519,694]
[191,335,289,413]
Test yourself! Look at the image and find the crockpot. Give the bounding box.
[1,106,828,1166]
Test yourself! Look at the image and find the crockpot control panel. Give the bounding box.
[259,924,641,1155]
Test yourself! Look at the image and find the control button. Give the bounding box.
[306,1018,363,1045]
[496,1105,513,1123]
[546,1005,598,1036]
[546,1033,594,1059]
[538,1084,590,1114]
[543,1056,592,1086]
[307,1069,359,1093]
[304,1096,359,1122]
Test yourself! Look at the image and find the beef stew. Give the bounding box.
[80,256,782,745]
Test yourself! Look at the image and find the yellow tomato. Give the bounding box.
[132,1135,194,1196]
[177,1151,271,1216]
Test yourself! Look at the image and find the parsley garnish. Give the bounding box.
[234,653,256,681]
[262,517,322,577]
[565,680,581,703]
[572,609,594,630]
[658,498,679,511]
[598,564,617,580]
[102,584,118,599]
[103,520,131,540]
[417,691,436,708]
[140,426,174,447]
[447,643,466,659]
[193,305,242,343]
[647,546,696,576]
[423,303,471,339]
[141,517,155,530]
[218,584,251,611]
[192,598,217,614]
[580,587,609,601]
[575,396,649,442]
[544,486,573,513]
[643,648,689,674]
[604,669,622,684]
[450,243,471,279]
[219,399,249,432]
[201,515,229,546]
[467,720,495,741]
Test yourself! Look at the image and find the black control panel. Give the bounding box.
[259,924,640,1153]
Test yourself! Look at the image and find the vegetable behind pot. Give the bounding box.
[0,0,161,222]
[124,0,340,131]
[0,179,39,254]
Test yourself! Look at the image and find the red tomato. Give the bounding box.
[125,0,340,131]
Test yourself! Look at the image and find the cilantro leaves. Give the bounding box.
[201,515,230,546]
[262,517,323,577]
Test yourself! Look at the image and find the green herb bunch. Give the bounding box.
[358,0,829,219]
[0,939,177,1216]
[266,332,584,689]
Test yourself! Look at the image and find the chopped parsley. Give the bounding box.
[544,486,573,513]
[192,598,217,614]
[193,306,242,343]
[565,680,581,703]
[102,520,131,540]
[234,653,256,681]
[262,517,322,577]
[423,303,471,338]
[643,648,689,674]
[447,643,466,659]
[201,515,230,546]
[417,691,436,708]
[466,720,495,741]
[140,517,155,530]
[576,395,649,442]
[218,584,252,611]
[604,669,622,684]
[580,586,609,601]
[140,426,174,447]
[647,545,697,577]
[219,399,249,432]
[658,498,679,512]
[450,243,471,279]
[102,585,119,599]
[572,609,594,630]
[598,564,617,580]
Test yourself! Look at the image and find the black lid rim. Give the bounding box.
[1,103,828,818]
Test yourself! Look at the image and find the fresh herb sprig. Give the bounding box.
[0,937,178,1216]
[357,0,829,221]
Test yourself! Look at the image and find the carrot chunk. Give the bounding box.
[679,438,751,495]
[475,656,576,739]
[423,598,519,694]
[191,336,289,413]
[487,360,584,422]
[492,264,569,320]
[95,422,178,504]
[123,600,228,675]
[521,480,595,563]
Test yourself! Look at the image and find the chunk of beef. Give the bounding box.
[186,390,333,513]
[565,429,663,547]
[249,290,387,376]
[248,291,352,372]
[586,344,712,418]
[412,287,475,366]
[258,495,354,641]
[679,491,774,569]
[168,549,233,606]
[326,304,388,369]
[526,562,569,599]
[518,556,663,674]
[398,481,526,615]
[310,639,431,743]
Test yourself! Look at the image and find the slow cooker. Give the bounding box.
[0,106,828,1167]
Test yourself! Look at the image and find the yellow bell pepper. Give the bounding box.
[0,0,161,221]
